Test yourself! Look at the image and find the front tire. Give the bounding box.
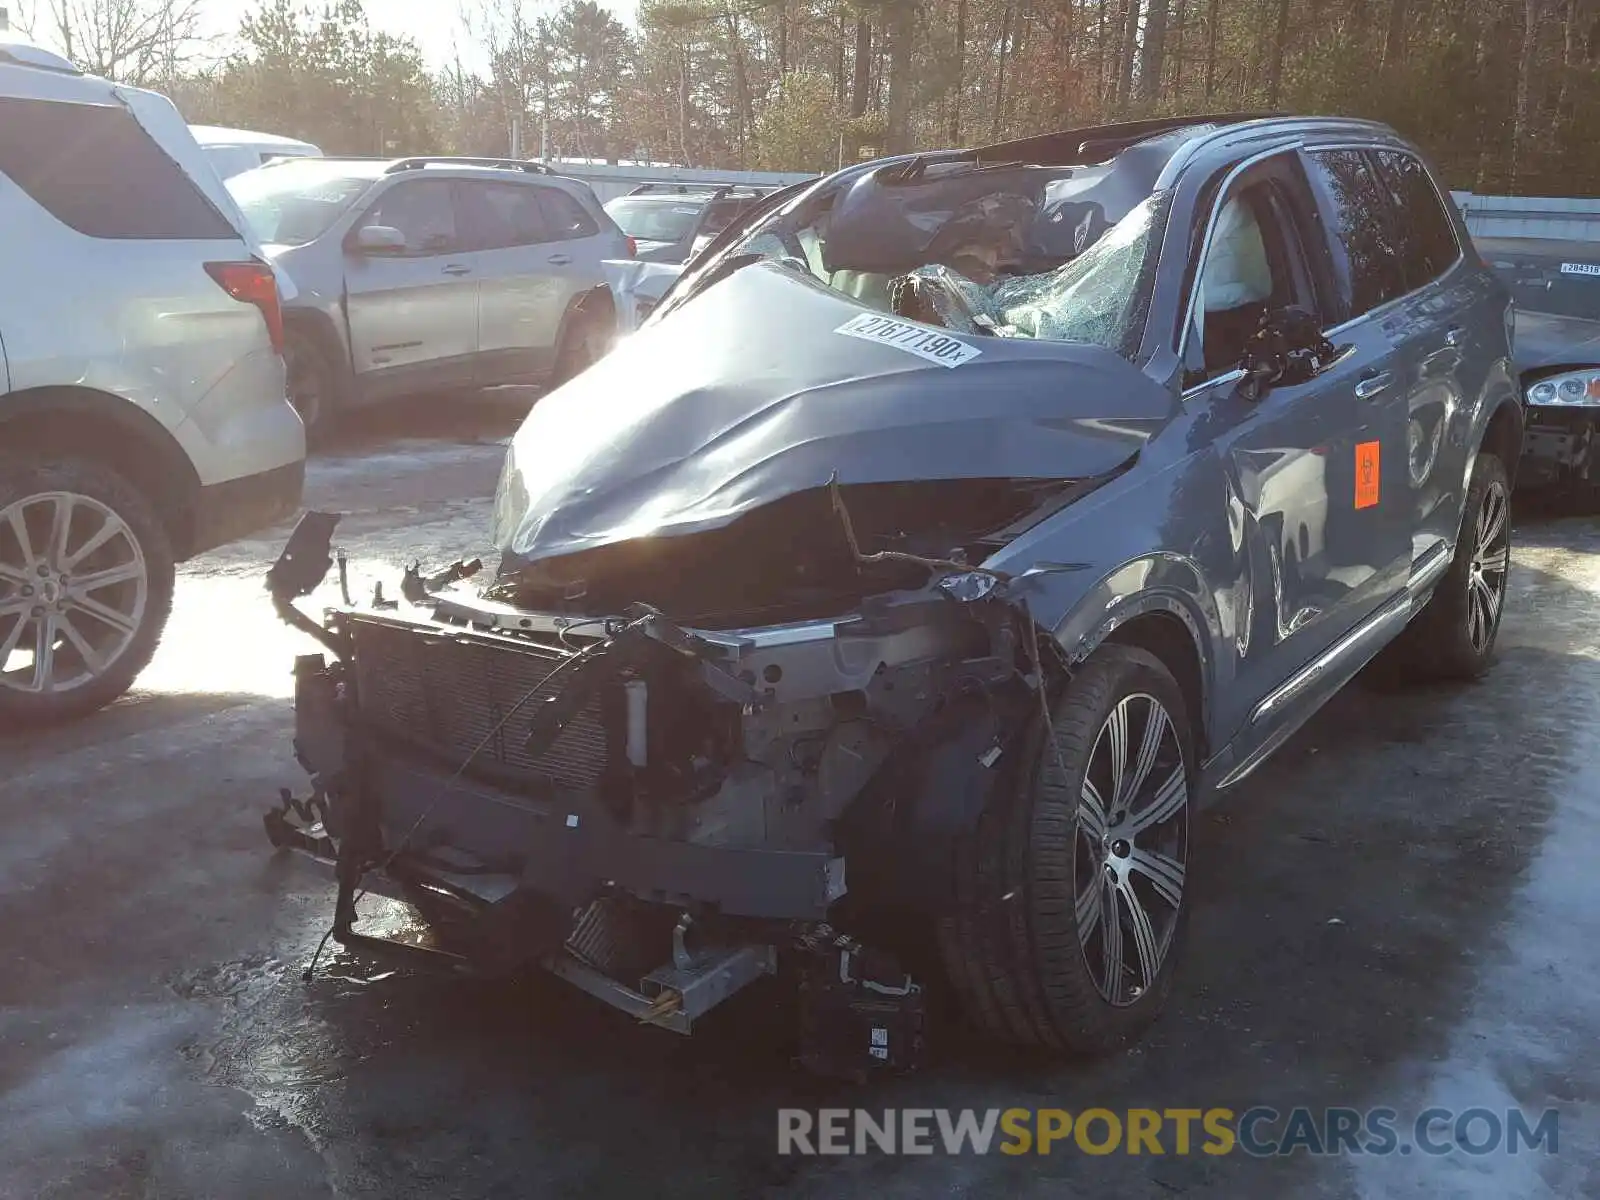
[552,305,614,385]
[937,645,1196,1054]
[1383,452,1511,682]
[0,455,175,725]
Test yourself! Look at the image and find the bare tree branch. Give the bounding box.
[17,0,209,85]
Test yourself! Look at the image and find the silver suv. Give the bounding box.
[0,38,306,724]
[229,156,631,435]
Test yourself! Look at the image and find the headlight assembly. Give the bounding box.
[1527,369,1600,406]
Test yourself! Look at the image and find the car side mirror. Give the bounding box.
[1237,305,1337,400]
[352,225,407,255]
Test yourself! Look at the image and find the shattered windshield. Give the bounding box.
[669,155,1169,358]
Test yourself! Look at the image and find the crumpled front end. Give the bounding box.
[265,146,1178,1070]
[266,506,1065,1074]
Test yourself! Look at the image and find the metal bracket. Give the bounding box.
[543,942,777,1035]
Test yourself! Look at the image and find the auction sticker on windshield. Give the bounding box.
[1560,262,1600,277]
[835,314,982,368]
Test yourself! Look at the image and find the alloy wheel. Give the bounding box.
[0,491,148,695]
[1074,692,1190,1007]
[1467,478,1510,654]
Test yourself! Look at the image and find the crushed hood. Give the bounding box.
[493,262,1176,568]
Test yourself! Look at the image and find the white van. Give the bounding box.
[191,124,322,180]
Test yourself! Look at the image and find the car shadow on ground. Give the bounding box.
[0,692,264,770]
[315,388,539,458]
[178,542,1599,1198]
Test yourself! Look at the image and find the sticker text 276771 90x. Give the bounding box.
[834,314,983,368]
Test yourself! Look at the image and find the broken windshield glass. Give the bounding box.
[659,154,1170,359]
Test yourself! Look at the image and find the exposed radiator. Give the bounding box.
[347,615,609,788]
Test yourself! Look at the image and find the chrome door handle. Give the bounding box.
[1354,371,1395,400]
[1443,326,1464,347]
[442,264,472,276]
[547,254,572,265]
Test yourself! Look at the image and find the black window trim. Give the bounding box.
[1301,140,1465,339]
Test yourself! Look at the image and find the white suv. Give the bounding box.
[0,39,306,723]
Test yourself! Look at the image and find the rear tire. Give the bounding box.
[0,454,175,725]
[937,645,1195,1054]
[1381,452,1511,683]
[285,333,342,444]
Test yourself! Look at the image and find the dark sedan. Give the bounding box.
[1479,236,1600,491]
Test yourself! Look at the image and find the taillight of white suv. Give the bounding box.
[204,260,285,355]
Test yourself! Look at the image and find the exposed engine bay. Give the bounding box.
[265,475,1072,1079]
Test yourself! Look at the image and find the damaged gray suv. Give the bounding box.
[267,115,1522,1073]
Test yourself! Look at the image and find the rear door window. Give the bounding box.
[457,182,553,249]
[1371,150,1460,290]
[537,189,600,239]
[1301,148,1407,320]
[0,97,236,240]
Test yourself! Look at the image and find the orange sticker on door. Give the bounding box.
[1355,441,1381,509]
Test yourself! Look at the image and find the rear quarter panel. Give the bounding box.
[0,162,298,487]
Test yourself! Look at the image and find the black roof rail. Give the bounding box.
[974,112,1284,167]
[385,156,558,176]
[702,184,773,204]
[626,181,773,198]
[627,181,713,196]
